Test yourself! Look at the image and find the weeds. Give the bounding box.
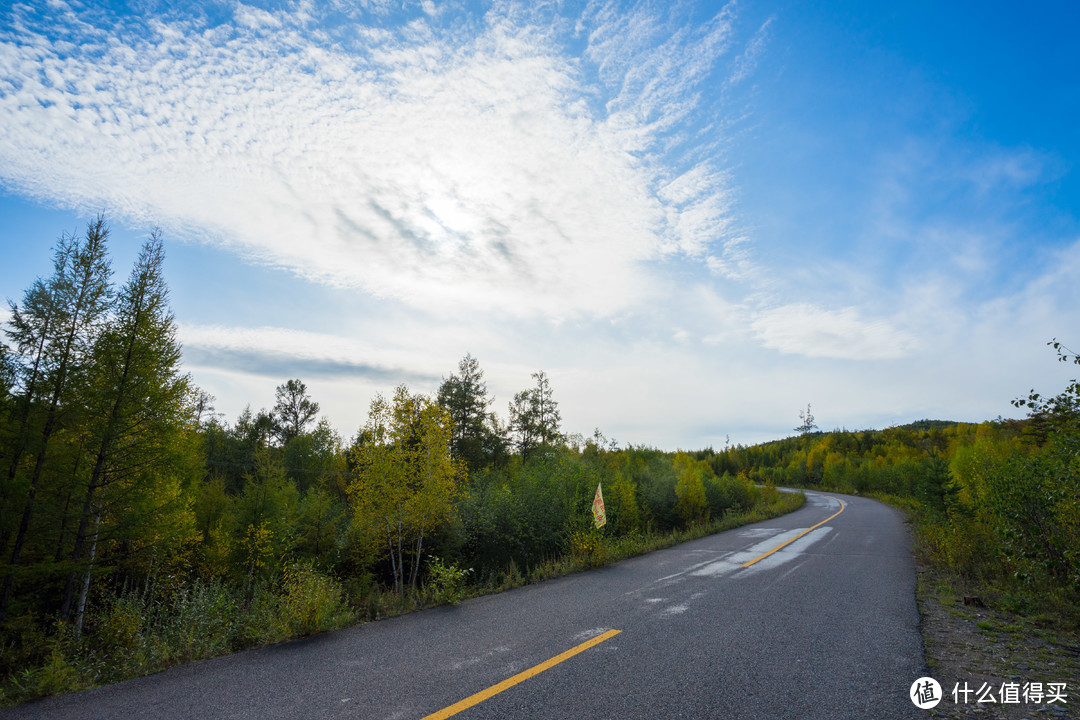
[0,566,355,707]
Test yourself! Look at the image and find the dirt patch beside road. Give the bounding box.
[917,567,1079,719]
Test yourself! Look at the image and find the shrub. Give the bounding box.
[425,556,472,605]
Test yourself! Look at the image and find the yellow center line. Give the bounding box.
[421,629,621,720]
[741,495,846,568]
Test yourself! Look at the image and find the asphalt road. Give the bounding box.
[5,491,927,720]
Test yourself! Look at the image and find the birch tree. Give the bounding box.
[348,386,461,593]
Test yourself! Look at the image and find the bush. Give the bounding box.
[425,556,472,605]
[279,562,354,635]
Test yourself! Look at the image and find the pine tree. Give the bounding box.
[795,403,818,435]
[272,379,320,446]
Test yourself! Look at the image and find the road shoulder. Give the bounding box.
[917,566,1080,719]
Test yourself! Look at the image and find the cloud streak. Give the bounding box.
[179,322,441,384]
[0,0,749,319]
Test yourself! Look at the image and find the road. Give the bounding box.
[5,491,927,719]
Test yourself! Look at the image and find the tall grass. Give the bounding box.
[0,563,354,706]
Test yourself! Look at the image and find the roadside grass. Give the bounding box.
[0,487,804,708]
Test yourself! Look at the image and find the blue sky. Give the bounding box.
[1,0,1078,449]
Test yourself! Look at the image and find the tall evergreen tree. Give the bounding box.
[57,231,193,633]
[0,218,112,622]
[437,354,500,471]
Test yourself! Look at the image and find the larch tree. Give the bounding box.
[437,353,500,471]
[0,218,112,623]
[795,404,818,435]
[57,231,194,634]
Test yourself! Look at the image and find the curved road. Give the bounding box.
[7,491,927,719]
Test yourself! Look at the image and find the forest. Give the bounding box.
[1,219,1077,704]
[0,219,799,703]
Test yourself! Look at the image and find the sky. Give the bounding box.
[1,0,1078,450]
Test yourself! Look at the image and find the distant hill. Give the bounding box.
[889,419,962,432]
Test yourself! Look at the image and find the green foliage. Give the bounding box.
[606,470,641,535]
[508,371,562,459]
[233,451,299,581]
[459,451,587,575]
[425,556,471,605]
[673,453,709,525]
[0,564,356,706]
[279,561,354,636]
[436,354,505,471]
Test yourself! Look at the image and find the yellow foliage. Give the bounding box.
[242,521,274,576]
[673,452,709,525]
[347,385,464,592]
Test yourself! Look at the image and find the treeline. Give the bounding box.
[694,378,1080,619]
[0,219,793,703]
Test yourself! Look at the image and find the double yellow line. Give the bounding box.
[741,495,845,567]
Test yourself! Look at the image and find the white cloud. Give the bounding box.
[0,1,747,320]
[751,303,916,360]
[726,15,772,88]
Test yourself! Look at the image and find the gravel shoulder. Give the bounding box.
[917,566,1080,720]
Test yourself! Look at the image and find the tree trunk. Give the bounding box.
[73,510,101,639]
[409,516,426,590]
[384,517,399,595]
[59,478,97,623]
[395,519,404,594]
[53,489,74,561]
[61,272,142,620]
